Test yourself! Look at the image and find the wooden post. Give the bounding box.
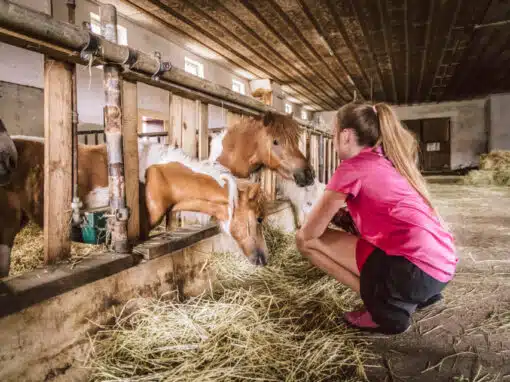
[318,135,324,183]
[170,95,183,148]
[101,4,130,253]
[197,101,209,160]
[181,98,197,157]
[122,80,139,241]
[43,58,73,264]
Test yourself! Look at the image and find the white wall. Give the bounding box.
[487,93,510,151]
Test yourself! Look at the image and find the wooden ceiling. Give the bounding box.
[122,0,510,111]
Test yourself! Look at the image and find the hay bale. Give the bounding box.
[480,151,510,171]
[463,170,495,186]
[464,151,510,186]
[87,225,375,381]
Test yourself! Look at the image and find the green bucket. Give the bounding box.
[70,211,107,245]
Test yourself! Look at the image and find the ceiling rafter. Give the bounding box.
[235,0,349,104]
[404,0,410,103]
[209,0,347,105]
[426,0,463,101]
[347,0,388,101]
[140,0,336,109]
[377,0,398,103]
[261,0,353,101]
[416,0,435,101]
[440,0,493,100]
[297,0,369,100]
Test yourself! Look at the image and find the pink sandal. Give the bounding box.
[343,308,380,332]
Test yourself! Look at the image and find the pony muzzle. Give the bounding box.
[293,167,315,187]
[249,248,268,267]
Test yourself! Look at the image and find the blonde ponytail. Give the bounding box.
[373,103,435,212]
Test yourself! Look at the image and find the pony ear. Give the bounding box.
[263,111,275,126]
[247,183,261,201]
[0,119,5,132]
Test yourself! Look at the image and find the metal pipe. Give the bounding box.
[100,3,130,254]
[67,0,83,227]
[0,0,268,114]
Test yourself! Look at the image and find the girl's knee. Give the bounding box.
[295,230,310,255]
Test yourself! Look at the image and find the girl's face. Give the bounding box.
[333,120,356,161]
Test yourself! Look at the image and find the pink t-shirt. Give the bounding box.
[326,147,458,283]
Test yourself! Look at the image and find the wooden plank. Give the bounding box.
[0,252,133,319]
[122,80,140,241]
[170,94,183,148]
[197,101,209,160]
[133,223,220,260]
[182,97,197,157]
[43,58,73,264]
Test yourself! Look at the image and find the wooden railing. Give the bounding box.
[78,130,169,145]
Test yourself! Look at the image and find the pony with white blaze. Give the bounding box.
[141,156,268,266]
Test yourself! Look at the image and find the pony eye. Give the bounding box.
[273,139,279,146]
[257,217,263,224]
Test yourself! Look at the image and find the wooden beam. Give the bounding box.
[197,101,209,160]
[182,98,197,157]
[376,0,398,103]
[122,80,139,242]
[44,59,73,264]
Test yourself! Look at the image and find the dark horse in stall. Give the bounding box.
[0,119,17,186]
[0,119,19,278]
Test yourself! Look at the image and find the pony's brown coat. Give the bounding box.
[143,162,267,265]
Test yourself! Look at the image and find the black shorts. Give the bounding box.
[360,247,448,334]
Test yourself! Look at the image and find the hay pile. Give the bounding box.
[10,223,103,276]
[87,225,375,381]
[464,150,510,186]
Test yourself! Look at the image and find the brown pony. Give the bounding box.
[0,119,17,186]
[142,150,268,266]
[209,111,315,186]
[0,137,109,277]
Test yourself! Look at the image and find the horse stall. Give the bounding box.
[0,2,341,381]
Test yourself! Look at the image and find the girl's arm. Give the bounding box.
[297,190,347,241]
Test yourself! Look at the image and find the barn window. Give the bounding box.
[90,12,128,46]
[301,110,308,120]
[285,103,292,114]
[232,79,245,95]
[185,57,204,78]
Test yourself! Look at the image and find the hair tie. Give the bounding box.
[372,105,377,115]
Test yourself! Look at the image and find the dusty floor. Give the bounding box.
[367,184,510,382]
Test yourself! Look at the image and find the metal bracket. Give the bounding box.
[151,51,172,81]
[122,48,139,71]
[80,31,100,62]
[115,207,131,222]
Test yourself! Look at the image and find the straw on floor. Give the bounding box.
[86,225,376,382]
[464,150,510,186]
[10,222,103,276]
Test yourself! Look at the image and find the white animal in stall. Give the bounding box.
[277,178,327,227]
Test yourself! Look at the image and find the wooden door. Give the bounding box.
[421,118,450,171]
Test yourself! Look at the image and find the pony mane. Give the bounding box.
[208,130,227,162]
[232,114,301,146]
